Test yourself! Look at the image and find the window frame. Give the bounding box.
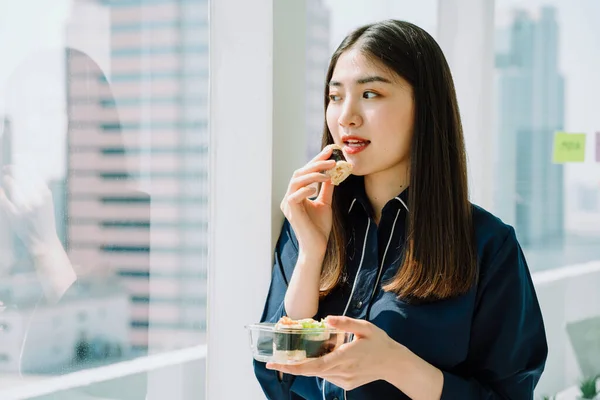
[204,0,276,398]
[437,0,496,210]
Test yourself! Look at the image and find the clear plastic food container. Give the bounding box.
[247,322,353,364]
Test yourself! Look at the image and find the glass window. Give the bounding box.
[494,0,600,272]
[0,0,208,397]
[492,1,600,397]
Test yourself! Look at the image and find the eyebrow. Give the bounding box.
[328,76,393,87]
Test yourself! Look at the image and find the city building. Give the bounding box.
[0,273,129,374]
[494,6,565,246]
[66,0,209,352]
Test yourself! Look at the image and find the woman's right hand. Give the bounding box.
[280,145,338,259]
[0,164,60,254]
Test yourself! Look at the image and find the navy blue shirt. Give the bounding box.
[254,176,548,399]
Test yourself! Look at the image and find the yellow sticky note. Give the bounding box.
[553,132,586,163]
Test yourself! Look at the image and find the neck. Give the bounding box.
[364,161,410,224]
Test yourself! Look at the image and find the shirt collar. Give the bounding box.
[344,175,410,216]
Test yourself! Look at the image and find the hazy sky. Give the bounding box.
[496,0,600,184]
[0,0,72,179]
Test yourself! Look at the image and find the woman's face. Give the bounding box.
[326,48,414,177]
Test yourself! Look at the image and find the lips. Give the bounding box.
[342,135,370,155]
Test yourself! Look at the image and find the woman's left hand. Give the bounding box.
[266,315,403,391]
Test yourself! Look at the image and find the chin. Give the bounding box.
[344,157,377,177]
[347,167,368,177]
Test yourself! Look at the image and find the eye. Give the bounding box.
[329,94,342,102]
[363,91,378,99]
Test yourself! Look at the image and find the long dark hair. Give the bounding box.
[318,20,477,302]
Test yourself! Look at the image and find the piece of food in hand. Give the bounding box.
[273,316,338,362]
[325,144,353,185]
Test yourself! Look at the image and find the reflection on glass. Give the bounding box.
[494,3,600,271]
[493,2,600,398]
[0,0,208,397]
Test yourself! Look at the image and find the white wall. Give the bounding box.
[205,0,274,399]
[437,0,495,210]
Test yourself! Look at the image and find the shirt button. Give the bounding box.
[333,397,339,400]
[355,301,363,309]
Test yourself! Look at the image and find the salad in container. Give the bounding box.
[247,316,353,364]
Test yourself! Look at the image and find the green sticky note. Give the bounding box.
[553,132,586,163]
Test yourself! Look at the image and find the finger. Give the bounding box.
[295,159,336,176]
[287,186,317,204]
[325,316,375,338]
[266,356,329,377]
[0,188,18,215]
[316,179,334,206]
[1,168,13,189]
[289,172,332,193]
[5,172,37,209]
[309,144,336,163]
[266,349,346,378]
[2,174,21,205]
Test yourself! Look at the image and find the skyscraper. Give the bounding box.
[306,0,331,158]
[66,0,209,352]
[494,6,565,246]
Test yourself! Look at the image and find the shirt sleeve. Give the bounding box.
[440,227,548,400]
[253,218,299,400]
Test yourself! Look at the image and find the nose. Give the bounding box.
[338,99,362,128]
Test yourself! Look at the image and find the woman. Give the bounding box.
[254,20,548,400]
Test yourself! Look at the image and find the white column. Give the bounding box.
[271,1,308,251]
[437,0,495,210]
[206,0,274,399]
[206,0,308,399]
